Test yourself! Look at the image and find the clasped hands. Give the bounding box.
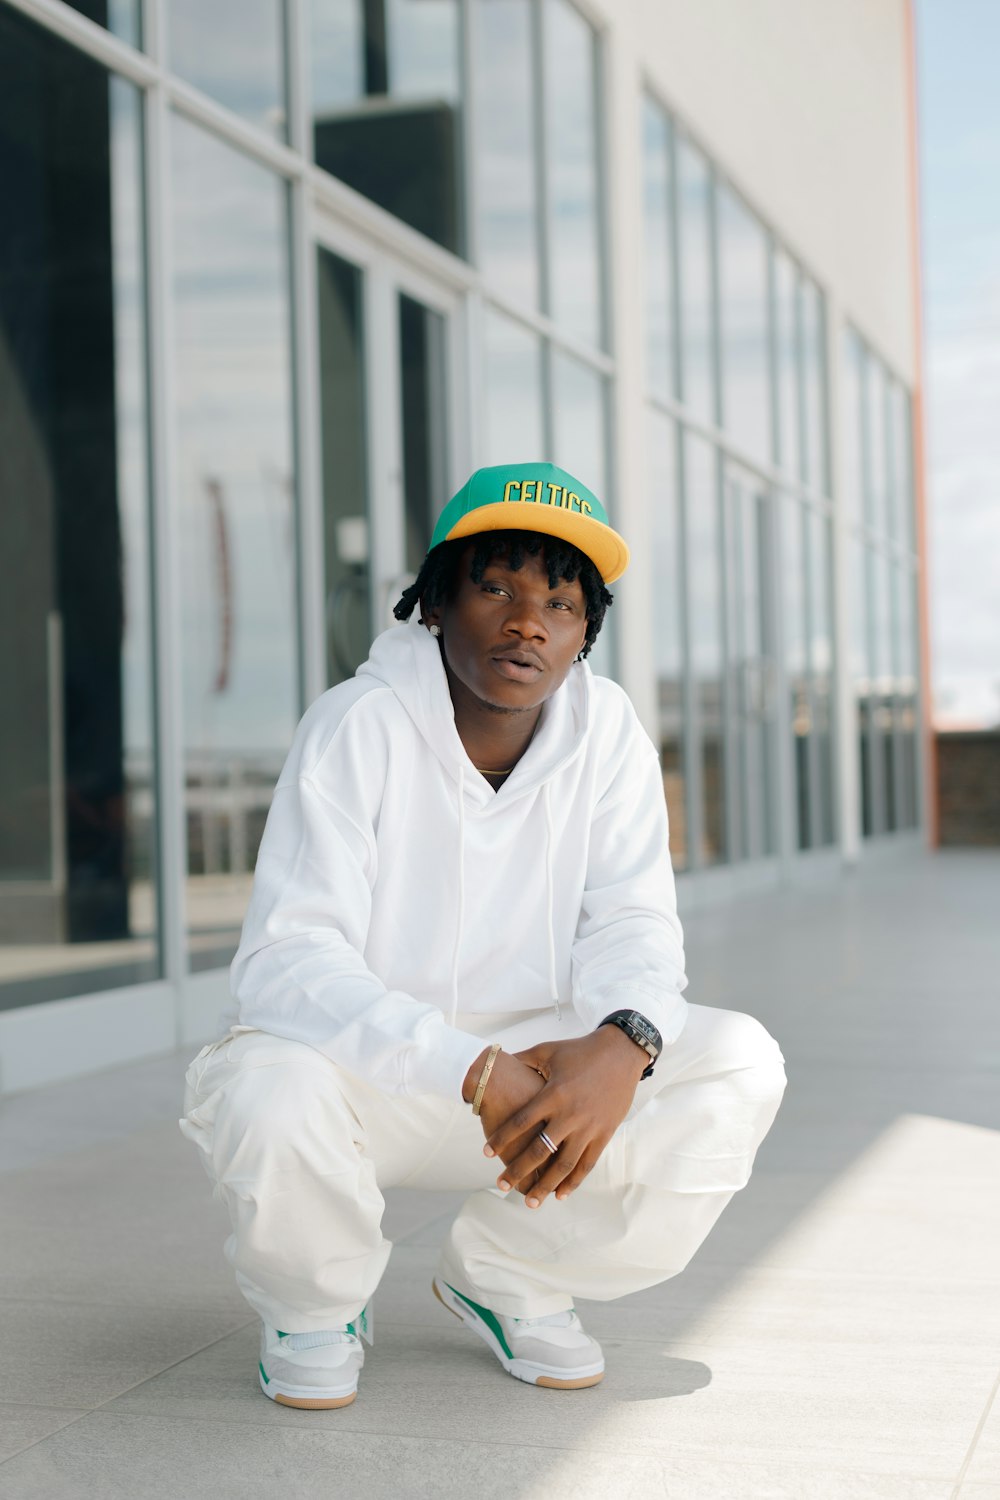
[461,1029,648,1211]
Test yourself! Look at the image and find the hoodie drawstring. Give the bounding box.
[450,763,466,1026]
[543,782,561,1021]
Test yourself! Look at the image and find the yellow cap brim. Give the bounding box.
[443,502,630,584]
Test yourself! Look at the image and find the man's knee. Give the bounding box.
[691,1006,787,1105]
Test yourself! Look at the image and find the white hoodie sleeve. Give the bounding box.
[571,722,689,1048]
[230,710,487,1101]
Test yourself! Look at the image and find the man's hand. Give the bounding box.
[484,1028,648,1209]
[462,1048,546,1155]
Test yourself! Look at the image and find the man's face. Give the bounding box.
[427,542,589,712]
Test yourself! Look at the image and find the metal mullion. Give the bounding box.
[707,166,732,866]
[285,0,309,160]
[531,0,552,326]
[4,0,156,82]
[290,186,326,711]
[675,428,700,874]
[459,0,479,270]
[592,12,612,357]
[166,74,304,180]
[144,68,188,1026]
[481,291,615,377]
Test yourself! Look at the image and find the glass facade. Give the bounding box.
[0,0,925,1044]
[0,10,158,1008]
[169,115,298,972]
[842,327,920,839]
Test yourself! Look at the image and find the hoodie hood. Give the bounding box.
[357,618,592,807]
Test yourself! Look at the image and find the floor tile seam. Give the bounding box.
[78,1319,262,1415]
[950,1365,1000,1500]
[0,1407,94,1468]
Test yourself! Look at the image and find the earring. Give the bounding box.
[429,625,441,638]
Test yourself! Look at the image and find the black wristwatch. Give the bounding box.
[598,1010,663,1079]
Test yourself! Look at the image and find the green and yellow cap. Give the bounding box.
[428,463,630,584]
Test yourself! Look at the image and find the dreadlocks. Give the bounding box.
[393,530,613,659]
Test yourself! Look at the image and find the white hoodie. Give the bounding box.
[231,618,689,1100]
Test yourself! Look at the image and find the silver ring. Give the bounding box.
[538,1130,558,1155]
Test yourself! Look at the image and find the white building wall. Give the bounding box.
[595,0,916,380]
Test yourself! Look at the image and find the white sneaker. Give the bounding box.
[258,1323,364,1409]
[433,1277,605,1389]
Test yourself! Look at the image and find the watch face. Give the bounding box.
[629,1014,659,1050]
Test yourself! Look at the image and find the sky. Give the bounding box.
[915,0,1000,728]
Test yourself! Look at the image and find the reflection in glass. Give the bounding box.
[717,186,770,466]
[310,0,463,253]
[849,537,874,838]
[809,511,835,846]
[551,350,614,679]
[169,0,288,141]
[0,12,158,1008]
[642,97,675,400]
[400,295,448,574]
[483,309,544,463]
[887,379,913,550]
[170,115,298,972]
[475,0,539,307]
[894,563,919,830]
[551,349,606,500]
[725,467,776,861]
[648,414,686,868]
[783,500,811,850]
[841,327,864,529]
[686,434,725,864]
[318,250,371,687]
[865,355,888,538]
[543,0,602,348]
[801,278,828,495]
[677,139,715,425]
[774,251,801,481]
[63,0,140,48]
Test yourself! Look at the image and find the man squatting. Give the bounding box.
[181,462,787,1406]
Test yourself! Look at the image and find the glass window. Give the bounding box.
[170,115,298,973]
[642,97,675,401]
[543,0,603,348]
[551,348,616,678]
[169,0,288,142]
[774,251,801,482]
[783,500,811,850]
[677,139,716,425]
[474,0,540,307]
[685,433,725,865]
[864,355,888,538]
[0,11,158,1008]
[809,510,836,846]
[649,412,686,868]
[841,327,864,529]
[887,378,914,552]
[483,309,545,464]
[310,0,463,254]
[801,278,828,495]
[400,294,449,574]
[63,0,140,48]
[317,249,371,687]
[717,185,770,466]
[551,349,606,500]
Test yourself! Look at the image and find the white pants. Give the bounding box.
[180,1005,786,1332]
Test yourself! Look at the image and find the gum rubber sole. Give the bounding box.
[271,1390,357,1409]
[432,1278,604,1390]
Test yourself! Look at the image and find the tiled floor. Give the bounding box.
[1,850,998,1499]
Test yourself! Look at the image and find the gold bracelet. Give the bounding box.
[471,1043,502,1116]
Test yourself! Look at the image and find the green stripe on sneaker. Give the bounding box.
[446,1283,513,1360]
[259,1361,270,1385]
